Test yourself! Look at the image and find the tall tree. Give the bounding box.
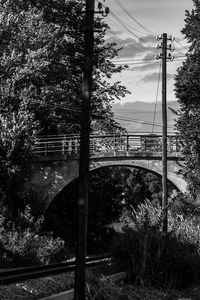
[0,0,129,135]
[174,0,200,196]
[0,0,129,212]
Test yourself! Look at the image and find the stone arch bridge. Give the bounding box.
[31,133,186,212]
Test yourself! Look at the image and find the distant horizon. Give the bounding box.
[112,99,178,132]
[112,99,179,105]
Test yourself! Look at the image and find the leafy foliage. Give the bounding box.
[0,0,130,213]
[0,0,129,135]
[111,198,200,289]
[0,206,65,267]
[174,0,200,195]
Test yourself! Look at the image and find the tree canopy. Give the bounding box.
[0,0,129,136]
[0,0,130,212]
[174,0,200,196]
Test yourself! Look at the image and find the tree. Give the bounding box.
[0,0,129,212]
[0,0,129,135]
[174,0,200,196]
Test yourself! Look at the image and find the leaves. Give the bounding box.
[174,0,200,194]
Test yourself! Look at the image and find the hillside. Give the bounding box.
[112,101,179,133]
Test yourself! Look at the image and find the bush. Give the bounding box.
[111,199,200,289]
[0,206,66,267]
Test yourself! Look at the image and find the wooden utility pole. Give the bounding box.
[161,33,168,234]
[156,33,175,234]
[74,0,94,299]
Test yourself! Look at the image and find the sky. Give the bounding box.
[96,0,194,103]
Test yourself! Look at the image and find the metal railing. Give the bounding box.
[33,134,181,157]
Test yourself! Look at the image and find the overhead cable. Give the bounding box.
[113,0,157,36]
[152,61,161,133]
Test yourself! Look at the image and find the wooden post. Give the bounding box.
[74,1,95,299]
[162,33,168,234]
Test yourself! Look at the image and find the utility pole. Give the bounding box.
[156,34,175,234]
[161,33,168,234]
[74,0,94,299]
[74,1,109,299]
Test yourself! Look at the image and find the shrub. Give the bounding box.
[111,199,200,289]
[0,206,66,267]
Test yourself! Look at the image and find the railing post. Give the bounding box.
[113,134,116,156]
[126,134,129,155]
[62,140,65,155]
[45,142,47,156]
[75,138,78,154]
[169,136,172,154]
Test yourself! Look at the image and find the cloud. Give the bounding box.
[106,35,157,59]
[139,72,174,83]
[129,62,159,72]
[138,35,156,44]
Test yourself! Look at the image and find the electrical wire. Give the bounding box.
[113,57,156,63]
[107,28,150,54]
[113,115,174,129]
[113,61,159,66]
[107,12,148,36]
[174,39,190,54]
[99,0,154,46]
[113,0,157,36]
[29,99,176,130]
[152,61,161,133]
[108,12,147,44]
[112,55,186,65]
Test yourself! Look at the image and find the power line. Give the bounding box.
[108,12,147,43]
[107,11,148,35]
[113,0,156,36]
[113,57,156,62]
[29,99,176,130]
[101,0,154,46]
[152,61,161,133]
[113,115,174,129]
[107,28,150,53]
[112,55,187,65]
[174,39,190,54]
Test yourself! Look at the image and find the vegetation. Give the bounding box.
[111,197,200,290]
[44,166,175,254]
[0,0,129,136]
[0,0,132,270]
[1,2,200,300]
[0,205,65,267]
[0,0,129,216]
[174,0,200,196]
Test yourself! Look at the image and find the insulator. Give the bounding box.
[168,35,175,41]
[156,34,163,41]
[168,53,174,61]
[155,54,162,60]
[105,7,110,15]
[98,2,102,10]
[156,43,162,49]
[168,44,175,52]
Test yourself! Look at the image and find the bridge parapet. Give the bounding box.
[34,134,182,159]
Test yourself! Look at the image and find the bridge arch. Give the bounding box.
[31,157,186,212]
